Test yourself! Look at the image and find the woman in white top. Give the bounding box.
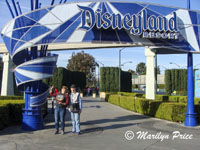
[69,84,82,135]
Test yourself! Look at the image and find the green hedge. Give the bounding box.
[43,67,86,91]
[0,100,24,130]
[165,69,187,95]
[108,95,120,106]
[155,95,169,102]
[117,92,145,98]
[119,96,135,111]
[0,96,24,100]
[0,99,49,130]
[108,92,200,104]
[155,95,200,104]
[106,95,200,123]
[100,67,132,92]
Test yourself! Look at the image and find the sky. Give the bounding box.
[0,0,200,74]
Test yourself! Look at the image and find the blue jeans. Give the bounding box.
[54,107,66,131]
[71,112,80,133]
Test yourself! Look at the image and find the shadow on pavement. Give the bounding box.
[0,98,147,136]
[82,114,148,126]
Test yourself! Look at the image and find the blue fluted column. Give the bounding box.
[184,52,197,127]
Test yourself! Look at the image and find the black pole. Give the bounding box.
[155,53,157,95]
[11,0,19,16]
[39,3,41,8]
[51,0,55,5]
[31,0,34,10]
[16,2,22,15]
[5,0,15,18]
[35,0,39,9]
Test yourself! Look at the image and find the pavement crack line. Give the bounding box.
[143,140,177,150]
[143,140,161,150]
[14,142,18,150]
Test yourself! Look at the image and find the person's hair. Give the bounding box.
[70,84,76,88]
[62,86,68,90]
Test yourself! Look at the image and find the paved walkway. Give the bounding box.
[1,97,200,150]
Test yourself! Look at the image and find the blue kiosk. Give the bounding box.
[1,0,199,130]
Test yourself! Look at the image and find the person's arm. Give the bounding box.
[62,94,69,106]
[50,88,58,97]
[79,94,82,112]
[53,89,58,96]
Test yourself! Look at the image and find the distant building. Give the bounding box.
[132,74,165,85]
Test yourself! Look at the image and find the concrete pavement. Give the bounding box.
[1,97,200,150]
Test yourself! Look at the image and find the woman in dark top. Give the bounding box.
[49,85,58,113]
[54,86,69,135]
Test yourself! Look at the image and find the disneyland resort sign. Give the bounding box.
[78,5,179,40]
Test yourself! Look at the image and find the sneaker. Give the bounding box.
[61,130,64,135]
[54,130,59,135]
[77,132,81,135]
[72,131,76,134]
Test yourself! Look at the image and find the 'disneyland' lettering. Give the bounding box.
[78,5,178,39]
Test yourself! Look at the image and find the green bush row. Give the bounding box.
[112,92,200,104]
[117,92,145,98]
[165,69,187,95]
[0,100,25,130]
[43,67,86,91]
[106,94,200,123]
[0,96,24,100]
[155,95,200,104]
[100,67,132,92]
[0,100,48,130]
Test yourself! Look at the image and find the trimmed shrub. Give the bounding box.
[108,95,120,106]
[154,103,186,122]
[0,100,24,130]
[155,95,168,102]
[134,98,162,116]
[195,98,200,104]
[105,93,110,102]
[165,69,187,95]
[100,67,132,92]
[168,96,187,103]
[0,104,9,129]
[0,96,23,100]
[44,67,86,91]
[157,84,165,89]
[119,96,135,111]
[107,94,200,123]
[117,92,144,97]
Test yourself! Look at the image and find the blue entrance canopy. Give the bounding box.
[1,0,199,130]
[1,1,200,56]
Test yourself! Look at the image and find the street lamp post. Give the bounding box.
[121,61,133,66]
[97,61,104,67]
[119,48,125,92]
[159,65,168,70]
[194,64,200,68]
[169,62,181,68]
[96,61,104,93]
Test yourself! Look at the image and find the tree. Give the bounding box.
[128,69,137,75]
[67,51,97,87]
[136,62,146,75]
[156,66,161,74]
